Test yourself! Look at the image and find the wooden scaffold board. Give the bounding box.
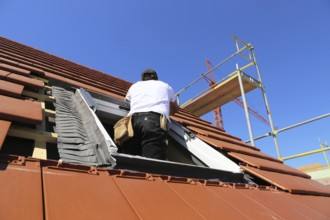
[181,72,261,117]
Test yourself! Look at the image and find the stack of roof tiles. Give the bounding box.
[0,36,329,219]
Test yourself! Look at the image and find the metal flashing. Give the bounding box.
[84,88,130,121]
[53,87,116,167]
[112,153,244,182]
[168,121,242,173]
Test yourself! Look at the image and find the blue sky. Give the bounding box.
[1,1,330,168]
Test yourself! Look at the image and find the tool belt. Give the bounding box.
[114,112,168,145]
[113,115,134,145]
[160,114,167,131]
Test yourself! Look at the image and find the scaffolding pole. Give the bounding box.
[232,35,280,158]
[178,35,279,157]
[237,67,255,146]
[251,48,281,158]
[248,113,330,141]
[281,147,330,161]
[176,43,250,104]
[320,140,330,169]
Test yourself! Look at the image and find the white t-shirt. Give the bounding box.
[125,80,176,118]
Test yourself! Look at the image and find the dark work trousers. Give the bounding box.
[121,112,167,160]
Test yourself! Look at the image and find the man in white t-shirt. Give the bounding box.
[122,69,179,159]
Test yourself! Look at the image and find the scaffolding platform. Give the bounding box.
[181,72,261,117]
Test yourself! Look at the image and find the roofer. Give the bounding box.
[121,68,179,160]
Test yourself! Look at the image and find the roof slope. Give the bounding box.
[0,36,330,219]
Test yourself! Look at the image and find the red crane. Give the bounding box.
[203,59,224,129]
[203,59,271,129]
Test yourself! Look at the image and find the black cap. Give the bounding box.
[141,68,158,81]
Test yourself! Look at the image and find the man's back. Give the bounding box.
[121,68,178,160]
[126,80,176,118]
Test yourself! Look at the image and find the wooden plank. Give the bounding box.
[44,109,56,118]
[7,125,57,143]
[22,90,56,102]
[33,140,47,159]
[181,73,259,116]
[33,102,47,159]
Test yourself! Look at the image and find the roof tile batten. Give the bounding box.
[0,95,43,124]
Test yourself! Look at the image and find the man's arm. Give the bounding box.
[170,100,179,115]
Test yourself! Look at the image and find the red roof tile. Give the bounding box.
[289,194,330,216]
[0,62,30,75]
[0,95,42,124]
[242,166,330,196]
[0,120,11,149]
[229,152,310,178]
[0,37,131,99]
[188,125,254,149]
[44,71,125,100]
[0,69,44,89]
[0,57,45,74]
[0,157,43,220]
[1,36,330,219]
[42,167,139,220]
[171,115,241,141]
[240,188,330,219]
[197,134,283,163]
[0,79,24,97]
[1,155,330,219]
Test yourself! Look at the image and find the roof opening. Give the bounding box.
[76,88,246,182]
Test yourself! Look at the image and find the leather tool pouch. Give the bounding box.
[114,115,134,145]
[160,114,168,131]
